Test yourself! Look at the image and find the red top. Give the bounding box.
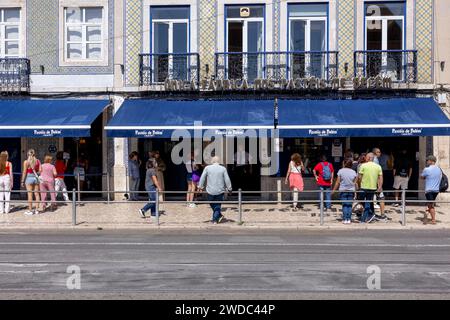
[26,160,41,174]
[55,160,67,179]
[313,162,335,187]
[5,162,11,175]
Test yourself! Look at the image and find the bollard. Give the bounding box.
[401,188,406,226]
[320,190,324,226]
[155,188,160,226]
[72,188,77,226]
[77,172,81,202]
[238,188,242,224]
[106,172,110,204]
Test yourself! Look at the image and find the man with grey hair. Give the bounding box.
[199,156,232,224]
[358,152,383,223]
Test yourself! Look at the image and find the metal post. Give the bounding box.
[77,172,81,202]
[72,188,77,226]
[238,188,242,224]
[155,188,160,226]
[320,190,324,226]
[106,171,110,204]
[401,188,406,226]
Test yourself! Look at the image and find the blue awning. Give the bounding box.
[0,99,109,137]
[105,99,275,138]
[277,98,450,137]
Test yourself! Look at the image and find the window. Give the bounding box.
[288,3,327,78]
[0,8,20,58]
[225,5,264,81]
[151,6,189,82]
[64,7,103,61]
[365,2,405,80]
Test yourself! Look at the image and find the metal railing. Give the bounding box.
[1,188,447,228]
[139,53,200,87]
[0,58,30,93]
[354,50,417,83]
[215,51,339,82]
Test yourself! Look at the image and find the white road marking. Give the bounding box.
[0,242,449,248]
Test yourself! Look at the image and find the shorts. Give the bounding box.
[186,173,193,182]
[425,192,439,207]
[393,176,409,190]
[25,174,39,185]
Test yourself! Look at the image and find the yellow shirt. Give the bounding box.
[359,162,382,190]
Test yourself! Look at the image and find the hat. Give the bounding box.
[426,155,437,162]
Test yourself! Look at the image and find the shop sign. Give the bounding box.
[308,129,339,137]
[391,128,423,136]
[33,129,62,137]
[164,75,393,91]
[134,130,164,137]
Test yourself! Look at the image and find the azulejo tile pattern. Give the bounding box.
[27,0,114,75]
[337,0,355,78]
[273,0,280,52]
[124,0,142,86]
[415,0,433,83]
[199,0,216,78]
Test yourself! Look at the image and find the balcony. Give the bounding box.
[354,50,418,83]
[139,53,200,88]
[0,58,30,93]
[215,51,339,82]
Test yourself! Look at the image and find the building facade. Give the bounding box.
[0,0,449,200]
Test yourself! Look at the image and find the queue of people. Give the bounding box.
[286,149,445,225]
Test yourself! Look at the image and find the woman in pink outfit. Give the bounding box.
[285,153,305,211]
[39,155,57,211]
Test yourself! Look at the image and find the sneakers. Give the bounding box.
[218,215,224,224]
[393,202,400,207]
[24,210,34,216]
[342,220,352,224]
[138,209,146,218]
[374,203,380,209]
[367,214,376,223]
[187,203,197,208]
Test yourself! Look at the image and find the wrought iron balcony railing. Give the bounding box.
[139,53,200,87]
[215,51,339,82]
[354,50,418,83]
[0,58,30,93]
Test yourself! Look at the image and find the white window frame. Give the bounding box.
[365,13,405,80]
[151,18,189,54]
[0,7,21,58]
[288,15,327,78]
[58,0,108,67]
[65,7,103,61]
[225,13,264,80]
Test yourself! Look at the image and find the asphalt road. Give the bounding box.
[0,229,450,299]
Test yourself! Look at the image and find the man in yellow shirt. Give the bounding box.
[358,153,383,223]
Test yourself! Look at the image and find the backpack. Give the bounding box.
[440,169,449,192]
[322,162,332,181]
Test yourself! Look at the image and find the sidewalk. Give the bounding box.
[0,200,449,230]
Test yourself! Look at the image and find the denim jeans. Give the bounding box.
[129,177,140,200]
[319,186,332,209]
[207,193,224,222]
[142,185,156,216]
[340,192,354,221]
[361,189,376,222]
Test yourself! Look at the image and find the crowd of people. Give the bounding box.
[285,148,444,225]
[0,149,71,215]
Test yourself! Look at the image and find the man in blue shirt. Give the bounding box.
[421,155,442,225]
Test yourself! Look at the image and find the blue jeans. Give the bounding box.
[129,177,140,201]
[208,193,224,222]
[142,185,156,216]
[340,192,354,221]
[361,189,376,222]
[319,186,332,209]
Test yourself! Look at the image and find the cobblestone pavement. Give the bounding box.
[0,199,449,229]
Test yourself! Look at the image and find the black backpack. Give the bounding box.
[440,169,449,192]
